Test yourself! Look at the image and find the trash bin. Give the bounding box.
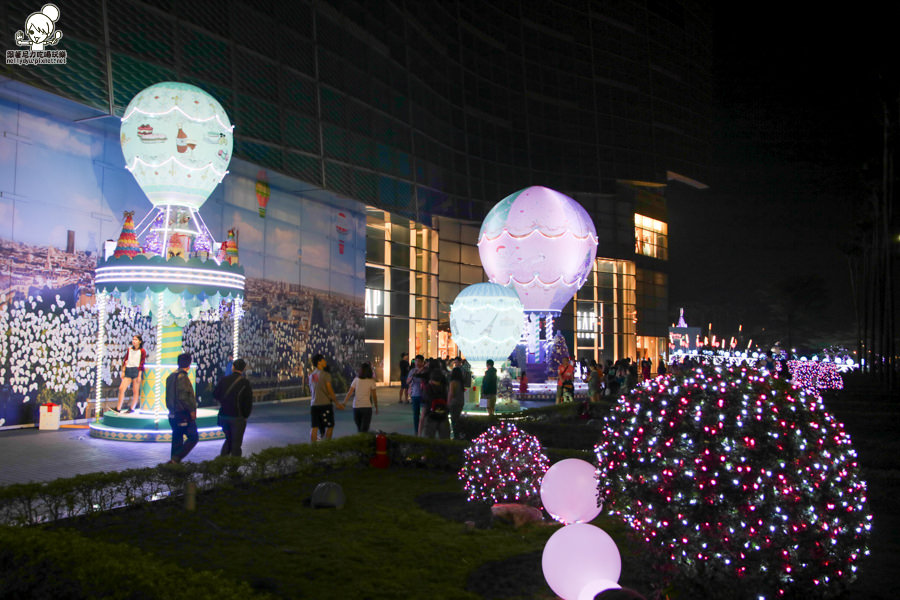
[39,403,61,430]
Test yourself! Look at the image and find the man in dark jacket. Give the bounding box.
[166,353,198,464]
[481,359,498,416]
[214,358,254,457]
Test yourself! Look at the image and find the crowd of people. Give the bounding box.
[556,355,667,403]
[158,346,734,464]
[403,354,470,440]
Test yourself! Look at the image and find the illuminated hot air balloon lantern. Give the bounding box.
[335,211,350,255]
[255,170,270,218]
[90,82,244,442]
[478,186,597,377]
[450,282,524,389]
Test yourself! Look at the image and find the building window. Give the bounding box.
[365,208,438,383]
[573,258,636,362]
[634,214,668,260]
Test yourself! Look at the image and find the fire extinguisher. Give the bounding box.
[370,432,390,468]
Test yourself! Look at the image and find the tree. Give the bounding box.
[596,365,871,599]
[758,275,829,351]
[546,332,569,377]
[458,422,549,505]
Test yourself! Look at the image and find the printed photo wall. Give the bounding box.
[0,95,366,428]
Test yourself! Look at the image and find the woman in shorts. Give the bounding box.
[114,335,146,413]
[344,362,378,432]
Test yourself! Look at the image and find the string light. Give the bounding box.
[122,104,233,130]
[595,365,871,599]
[125,155,228,179]
[458,422,550,504]
[478,229,599,242]
[232,296,242,361]
[486,273,588,288]
[94,291,108,418]
[154,292,164,413]
[95,264,245,290]
[788,360,844,391]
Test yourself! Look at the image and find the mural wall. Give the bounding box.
[0,97,365,428]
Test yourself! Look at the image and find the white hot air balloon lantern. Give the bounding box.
[450,282,524,381]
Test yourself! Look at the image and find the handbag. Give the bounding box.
[427,400,448,421]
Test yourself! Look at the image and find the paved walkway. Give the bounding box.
[0,388,423,486]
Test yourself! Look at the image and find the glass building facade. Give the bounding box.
[364,208,438,383]
[0,0,710,218]
[1,0,710,383]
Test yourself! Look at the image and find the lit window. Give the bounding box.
[634,214,668,260]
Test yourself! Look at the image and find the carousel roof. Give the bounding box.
[95,254,244,298]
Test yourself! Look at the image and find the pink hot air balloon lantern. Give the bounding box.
[478,186,597,314]
[478,187,597,370]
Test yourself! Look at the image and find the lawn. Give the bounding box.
[51,465,645,599]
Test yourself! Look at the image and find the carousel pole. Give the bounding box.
[232,296,242,361]
[155,292,164,414]
[94,291,108,420]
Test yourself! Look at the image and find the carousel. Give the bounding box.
[89,81,244,442]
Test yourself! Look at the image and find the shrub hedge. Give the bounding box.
[0,526,267,599]
[0,435,375,526]
[0,422,598,528]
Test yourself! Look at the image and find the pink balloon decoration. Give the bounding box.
[478,186,598,314]
[540,458,601,524]
[542,523,622,600]
[577,579,621,600]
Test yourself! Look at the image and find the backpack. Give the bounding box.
[165,371,187,414]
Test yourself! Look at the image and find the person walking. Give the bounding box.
[406,354,426,435]
[214,358,253,457]
[586,359,602,403]
[556,356,575,404]
[114,334,146,413]
[344,362,378,432]
[447,357,465,438]
[165,353,198,464]
[309,354,344,442]
[481,359,499,416]
[421,361,449,439]
[398,352,410,404]
[641,357,652,381]
[627,359,638,390]
[657,356,668,376]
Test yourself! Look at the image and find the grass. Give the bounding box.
[53,466,612,599]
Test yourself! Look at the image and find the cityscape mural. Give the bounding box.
[0,97,366,428]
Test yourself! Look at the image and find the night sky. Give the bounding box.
[667,6,896,351]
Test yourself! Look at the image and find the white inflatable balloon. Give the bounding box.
[541,458,601,524]
[542,523,621,600]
